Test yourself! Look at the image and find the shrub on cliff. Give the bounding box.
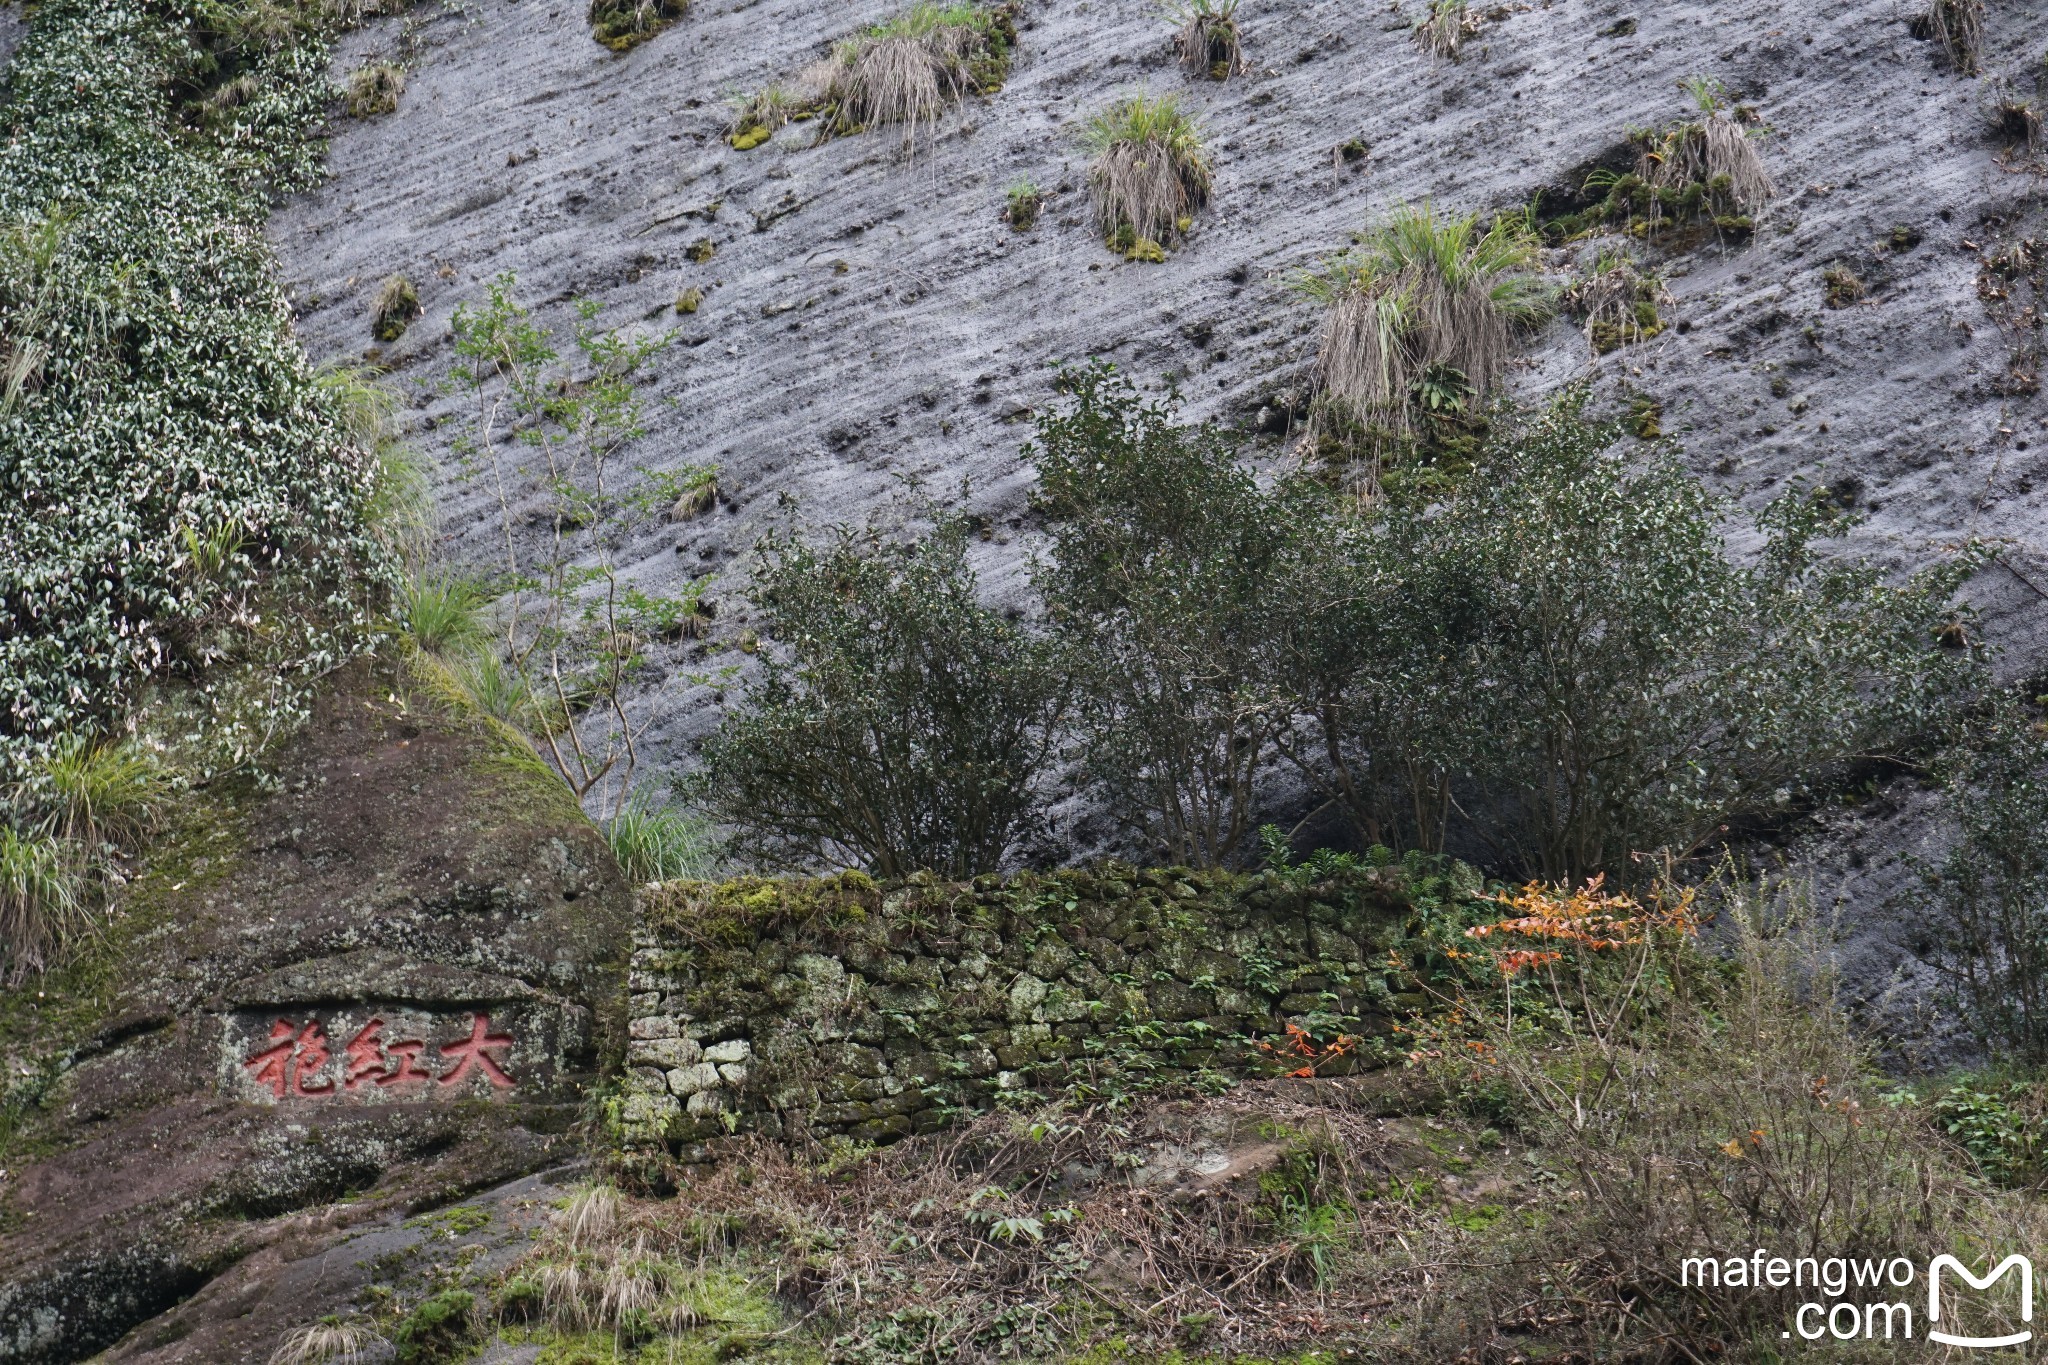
[0,0,387,786]
[1368,396,1978,880]
[1030,375,1980,881]
[695,514,1066,878]
[1030,365,1298,867]
[1921,697,2048,1061]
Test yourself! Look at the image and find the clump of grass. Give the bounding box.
[1995,95,2044,152]
[1821,264,1867,308]
[1921,0,1983,74]
[1296,201,1550,446]
[1548,79,1773,244]
[0,826,84,987]
[268,1320,390,1365]
[1646,76,1774,217]
[725,85,806,150]
[1562,248,1673,354]
[1082,93,1211,258]
[1170,0,1243,80]
[370,274,421,343]
[1412,0,1477,60]
[588,0,686,52]
[607,795,718,883]
[1003,177,1042,230]
[667,466,719,520]
[38,734,168,850]
[823,3,1014,145]
[344,60,404,117]
[399,575,490,658]
[1,733,167,984]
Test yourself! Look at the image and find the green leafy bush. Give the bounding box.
[0,0,385,783]
[696,514,1066,878]
[1365,396,1976,878]
[1030,366,1308,866]
[1922,697,2048,1060]
[1029,374,1979,879]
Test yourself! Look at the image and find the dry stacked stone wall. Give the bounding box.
[611,862,1447,1174]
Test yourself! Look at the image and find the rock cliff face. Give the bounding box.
[270,0,2048,776]
[0,658,634,1363]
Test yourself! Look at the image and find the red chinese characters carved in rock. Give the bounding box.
[242,1013,516,1097]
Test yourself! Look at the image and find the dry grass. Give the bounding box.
[343,61,403,117]
[824,3,1008,145]
[1996,97,2044,153]
[514,877,2048,1362]
[369,274,420,343]
[1082,93,1211,255]
[1411,0,1477,60]
[1638,78,1774,220]
[1923,0,1983,74]
[1298,201,1548,447]
[1823,264,1868,309]
[266,1321,388,1365]
[1171,0,1243,80]
[1376,878,2048,1359]
[620,1093,1414,1357]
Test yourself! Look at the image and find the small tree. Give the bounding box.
[1391,394,1980,879]
[1030,364,1291,866]
[1923,700,2048,1061]
[447,274,709,820]
[696,515,1065,878]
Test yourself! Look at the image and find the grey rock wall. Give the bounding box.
[264,0,2047,1037]
[613,864,1418,1177]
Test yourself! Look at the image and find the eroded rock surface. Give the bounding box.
[0,657,633,1364]
[261,0,2048,1038]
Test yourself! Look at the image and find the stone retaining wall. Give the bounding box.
[610,862,1451,1174]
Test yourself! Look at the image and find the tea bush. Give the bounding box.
[695,514,1066,878]
[0,0,386,783]
[1922,697,2048,1060]
[1028,374,1979,879]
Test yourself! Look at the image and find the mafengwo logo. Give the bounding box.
[1679,1251,2033,1346]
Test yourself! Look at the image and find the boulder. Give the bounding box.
[0,657,633,1363]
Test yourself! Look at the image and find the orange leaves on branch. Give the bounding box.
[1258,1021,1358,1078]
[1462,873,1699,977]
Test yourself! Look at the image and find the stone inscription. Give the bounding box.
[237,1011,516,1099]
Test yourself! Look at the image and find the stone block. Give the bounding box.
[628,1036,703,1069]
[667,1062,721,1097]
[849,1115,913,1143]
